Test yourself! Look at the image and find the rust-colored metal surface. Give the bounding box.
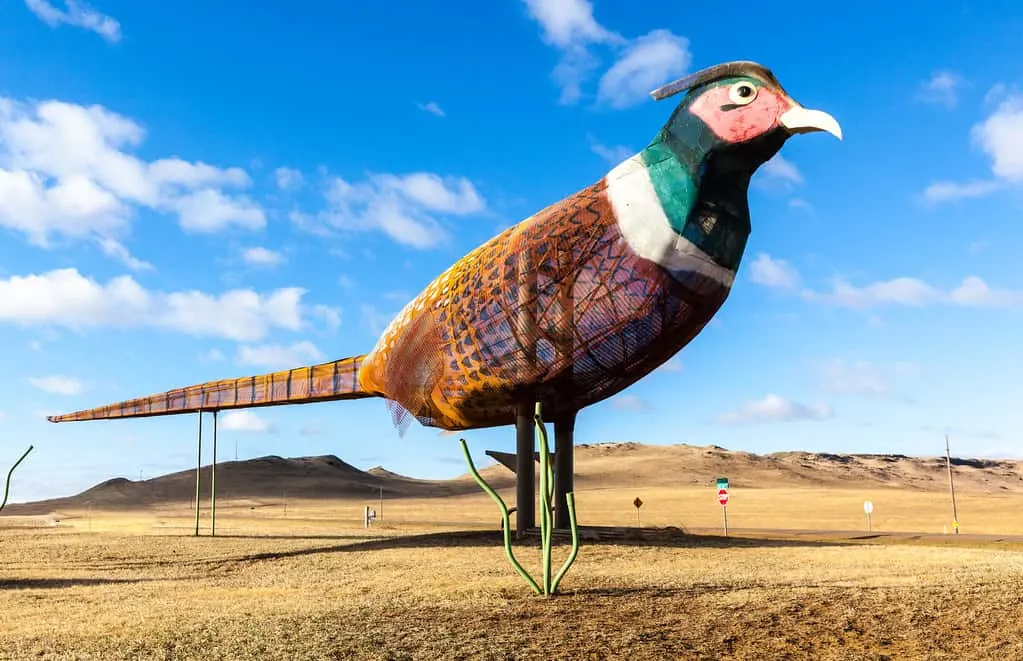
[356,181,728,431]
[48,356,369,422]
[48,61,842,433]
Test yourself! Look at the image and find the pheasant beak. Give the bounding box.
[779,105,843,140]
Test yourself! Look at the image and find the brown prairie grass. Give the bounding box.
[3,486,1023,660]
[42,483,1023,537]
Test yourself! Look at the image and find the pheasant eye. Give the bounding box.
[728,81,758,106]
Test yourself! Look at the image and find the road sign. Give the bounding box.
[864,500,873,514]
[633,497,643,509]
[716,477,729,490]
[717,489,729,506]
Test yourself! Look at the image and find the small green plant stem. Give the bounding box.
[458,438,542,595]
[550,491,580,594]
[1,445,34,513]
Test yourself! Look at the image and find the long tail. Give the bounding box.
[47,355,374,423]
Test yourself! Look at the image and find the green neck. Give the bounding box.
[638,130,753,272]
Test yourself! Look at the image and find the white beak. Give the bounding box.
[779,106,843,140]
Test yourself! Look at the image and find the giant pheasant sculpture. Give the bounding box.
[50,61,840,440]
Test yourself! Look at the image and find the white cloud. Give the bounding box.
[236,341,325,369]
[524,0,687,109]
[972,95,1023,182]
[818,360,890,397]
[97,237,153,271]
[923,91,1023,202]
[522,0,623,104]
[24,0,121,43]
[588,135,633,164]
[220,411,270,432]
[749,253,800,290]
[804,275,1023,309]
[242,246,285,267]
[361,304,397,336]
[789,198,813,212]
[148,159,250,189]
[172,189,264,232]
[300,171,486,249]
[199,348,225,363]
[312,304,342,332]
[523,0,618,48]
[921,180,1001,203]
[273,167,303,191]
[417,102,446,117]
[0,268,307,341]
[28,375,84,395]
[656,357,683,373]
[610,394,651,411]
[596,30,691,109]
[377,173,484,214]
[756,154,804,189]
[0,170,128,245]
[0,97,263,245]
[918,71,963,107]
[716,394,831,425]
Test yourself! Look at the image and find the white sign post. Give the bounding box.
[863,500,873,531]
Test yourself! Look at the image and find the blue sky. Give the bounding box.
[2,0,1023,502]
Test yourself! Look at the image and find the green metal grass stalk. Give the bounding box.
[1,445,34,513]
[550,492,580,593]
[459,401,581,597]
[458,438,542,595]
[535,405,561,595]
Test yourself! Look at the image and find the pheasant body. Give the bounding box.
[358,145,741,431]
[47,61,842,432]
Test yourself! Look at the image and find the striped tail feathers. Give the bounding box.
[47,355,375,423]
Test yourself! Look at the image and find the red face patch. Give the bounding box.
[688,80,792,144]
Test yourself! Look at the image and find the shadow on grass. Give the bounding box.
[567,580,904,599]
[1,577,161,590]
[201,534,384,541]
[217,529,852,565]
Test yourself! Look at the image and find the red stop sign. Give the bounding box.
[718,489,729,506]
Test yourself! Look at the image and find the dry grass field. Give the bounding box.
[4,442,1023,659]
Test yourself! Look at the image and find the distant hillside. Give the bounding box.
[550,442,1023,493]
[4,443,1021,515]
[1,454,485,515]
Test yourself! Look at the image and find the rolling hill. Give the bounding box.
[3,442,1021,516]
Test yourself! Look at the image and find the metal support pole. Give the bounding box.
[194,411,203,537]
[514,238,538,539]
[554,411,576,529]
[946,435,960,534]
[515,401,536,537]
[211,410,218,537]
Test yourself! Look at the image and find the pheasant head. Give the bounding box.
[650,61,842,179]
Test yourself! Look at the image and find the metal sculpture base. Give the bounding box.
[514,401,535,537]
[1,445,33,513]
[460,403,580,597]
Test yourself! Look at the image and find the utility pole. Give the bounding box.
[945,435,960,534]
